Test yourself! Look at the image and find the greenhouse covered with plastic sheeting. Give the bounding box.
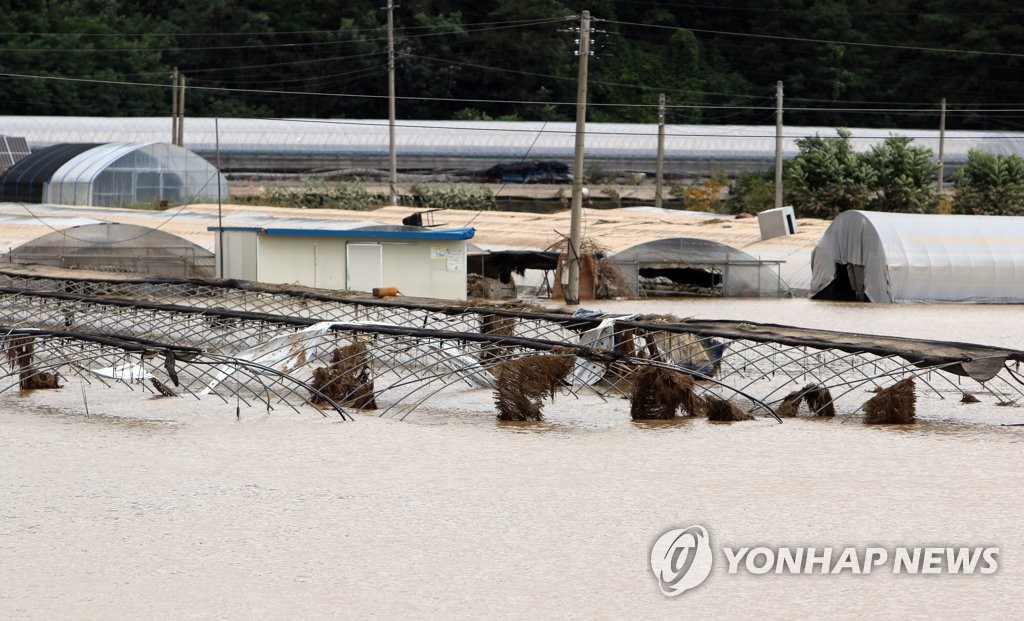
[810,210,1024,303]
[3,116,1024,175]
[606,237,789,298]
[0,142,228,208]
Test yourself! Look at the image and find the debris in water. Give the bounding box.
[310,341,378,409]
[705,396,753,421]
[629,366,705,419]
[863,378,916,424]
[802,384,836,417]
[493,347,575,421]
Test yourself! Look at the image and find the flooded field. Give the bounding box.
[1,298,1022,619]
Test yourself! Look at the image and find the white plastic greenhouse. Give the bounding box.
[810,210,1024,303]
[2,116,1022,174]
[0,141,228,208]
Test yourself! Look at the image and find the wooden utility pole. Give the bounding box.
[386,0,398,206]
[171,67,179,145]
[655,93,666,210]
[938,98,946,192]
[566,10,591,306]
[774,80,784,209]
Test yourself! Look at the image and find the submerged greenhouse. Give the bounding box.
[0,142,228,208]
[606,237,789,298]
[810,210,1024,303]
[3,222,215,278]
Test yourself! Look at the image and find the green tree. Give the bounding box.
[784,129,876,218]
[952,150,1024,215]
[723,171,775,214]
[863,136,941,213]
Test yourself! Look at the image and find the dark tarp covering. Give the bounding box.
[0,143,100,203]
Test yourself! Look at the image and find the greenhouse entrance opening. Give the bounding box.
[812,262,867,301]
[638,264,724,297]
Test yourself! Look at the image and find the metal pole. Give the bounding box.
[655,93,666,210]
[938,98,946,192]
[566,10,591,306]
[774,80,784,209]
[387,0,398,206]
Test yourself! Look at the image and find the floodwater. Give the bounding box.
[2,298,1023,619]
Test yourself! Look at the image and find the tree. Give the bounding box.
[863,136,941,213]
[784,129,876,218]
[952,150,1024,215]
[723,171,775,214]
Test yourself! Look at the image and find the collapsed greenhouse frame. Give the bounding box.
[1,268,1023,424]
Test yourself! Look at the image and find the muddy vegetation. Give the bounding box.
[310,341,378,410]
[492,348,575,421]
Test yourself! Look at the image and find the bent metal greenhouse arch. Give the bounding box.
[0,142,228,208]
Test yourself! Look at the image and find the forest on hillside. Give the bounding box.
[1,1,1021,130]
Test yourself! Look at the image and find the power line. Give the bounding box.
[603,19,1024,59]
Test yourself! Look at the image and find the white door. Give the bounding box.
[346,243,383,292]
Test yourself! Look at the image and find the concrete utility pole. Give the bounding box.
[774,80,783,210]
[655,93,666,210]
[386,0,398,206]
[175,72,186,146]
[566,10,591,306]
[938,98,946,192]
[171,67,179,145]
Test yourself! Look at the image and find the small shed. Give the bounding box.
[209,220,475,300]
[810,210,1024,303]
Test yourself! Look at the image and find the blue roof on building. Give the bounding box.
[208,223,475,240]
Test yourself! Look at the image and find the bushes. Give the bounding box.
[723,171,775,214]
[263,183,498,212]
[408,183,496,211]
[784,129,876,219]
[779,129,944,218]
[952,150,1024,216]
[265,184,385,210]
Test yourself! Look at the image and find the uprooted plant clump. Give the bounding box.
[493,347,575,421]
[863,377,916,424]
[2,335,61,390]
[309,341,378,409]
[705,396,754,421]
[629,366,706,419]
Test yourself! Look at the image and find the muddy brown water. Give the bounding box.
[1,298,1022,619]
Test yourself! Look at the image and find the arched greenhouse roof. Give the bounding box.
[0,143,101,203]
[0,141,228,208]
[810,210,1024,303]
[608,237,790,298]
[2,117,1023,168]
[5,221,214,278]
